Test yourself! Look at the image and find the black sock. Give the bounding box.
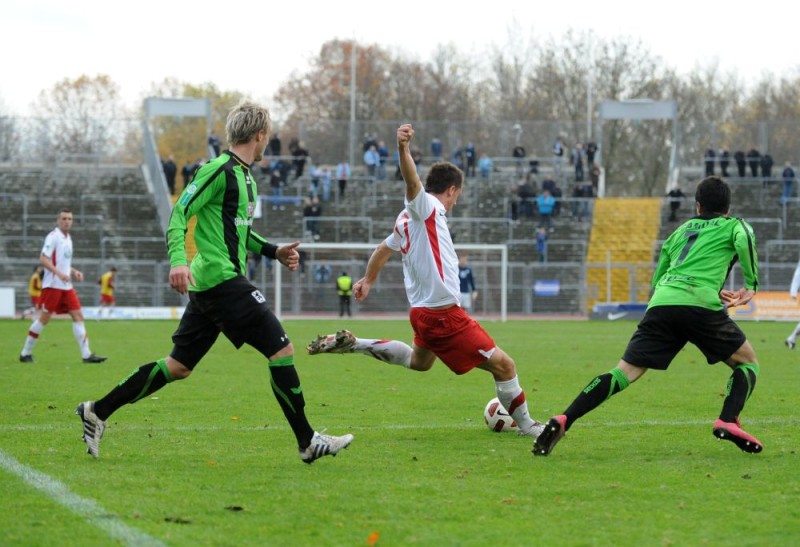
[719,363,758,423]
[93,359,173,421]
[563,368,630,431]
[269,356,314,448]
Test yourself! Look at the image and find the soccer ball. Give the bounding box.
[483,397,518,432]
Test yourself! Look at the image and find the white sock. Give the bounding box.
[21,320,44,355]
[353,338,412,367]
[495,376,536,433]
[790,323,800,341]
[73,321,92,358]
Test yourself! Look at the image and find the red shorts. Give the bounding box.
[30,295,41,308]
[100,294,115,305]
[410,305,495,375]
[40,288,82,315]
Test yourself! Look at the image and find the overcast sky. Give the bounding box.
[2,0,798,116]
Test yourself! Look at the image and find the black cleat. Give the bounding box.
[82,354,108,364]
[19,354,34,363]
[532,415,568,456]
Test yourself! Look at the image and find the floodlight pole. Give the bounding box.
[349,42,357,168]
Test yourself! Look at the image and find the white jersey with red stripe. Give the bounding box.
[41,228,73,290]
[385,190,460,308]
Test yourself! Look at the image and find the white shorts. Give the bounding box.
[459,292,473,310]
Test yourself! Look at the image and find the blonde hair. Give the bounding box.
[225,100,271,146]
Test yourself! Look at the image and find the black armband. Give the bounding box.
[261,243,278,259]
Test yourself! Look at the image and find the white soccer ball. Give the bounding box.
[483,397,518,432]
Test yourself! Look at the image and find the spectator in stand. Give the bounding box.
[536,227,548,263]
[585,141,597,165]
[553,136,565,181]
[430,137,443,161]
[478,154,493,179]
[336,271,353,317]
[268,133,281,157]
[303,196,322,240]
[551,180,563,217]
[411,146,423,175]
[208,132,221,157]
[761,153,774,180]
[512,144,526,177]
[292,141,309,179]
[336,160,350,199]
[457,255,478,313]
[734,150,747,177]
[781,161,796,206]
[377,140,389,181]
[309,164,322,197]
[578,178,595,222]
[270,169,284,210]
[517,178,536,219]
[537,189,555,232]
[747,148,761,178]
[181,160,194,191]
[465,142,476,177]
[590,162,601,195]
[364,145,380,178]
[704,148,716,177]
[719,149,731,177]
[571,143,584,182]
[162,155,177,195]
[666,183,687,222]
[362,133,377,153]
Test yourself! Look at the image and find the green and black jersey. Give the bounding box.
[649,214,759,311]
[167,151,273,292]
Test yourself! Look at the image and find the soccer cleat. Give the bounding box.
[19,354,34,363]
[299,431,354,464]
[712,418,763,454]
[82,354,108,363]
[307,330,356,355]
[532,415,568,456]
[76,401,106,458]
[785,338,795,350]
[518,421,546,438]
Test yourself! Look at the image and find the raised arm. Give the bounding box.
[397,124,422,202]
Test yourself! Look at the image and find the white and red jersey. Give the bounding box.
[41,228,73,290]
[385,190,460,308]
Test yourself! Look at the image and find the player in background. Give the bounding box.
[534,176,764,456]
[19,209,107,364]
[75,100,352,463]
[98,266,117,319]
[784,257,800,349]
[308,123,544,438]
[458,255,478,313]
[21,265,44,320]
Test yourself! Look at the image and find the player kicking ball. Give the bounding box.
[308,123,544,438]
[534,176,763,456]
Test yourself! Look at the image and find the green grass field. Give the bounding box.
[1,318,798,546]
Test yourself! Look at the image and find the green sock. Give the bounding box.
[94,359,174,420]
[720,363,759,422]
[563,367,630,430]
[269,356,314,447]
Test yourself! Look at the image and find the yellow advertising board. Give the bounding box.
[728,291,800,321]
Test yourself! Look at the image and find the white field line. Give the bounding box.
[0,416,794,433]
[0,448,165,547]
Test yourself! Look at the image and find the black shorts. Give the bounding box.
[170,276,289,369]
[622,305,747,370]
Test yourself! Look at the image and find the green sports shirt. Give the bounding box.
[167,151,274,292]
[648,214,759,311]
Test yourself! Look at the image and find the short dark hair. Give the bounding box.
[695,176,730,214]
[424,161,463,194]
